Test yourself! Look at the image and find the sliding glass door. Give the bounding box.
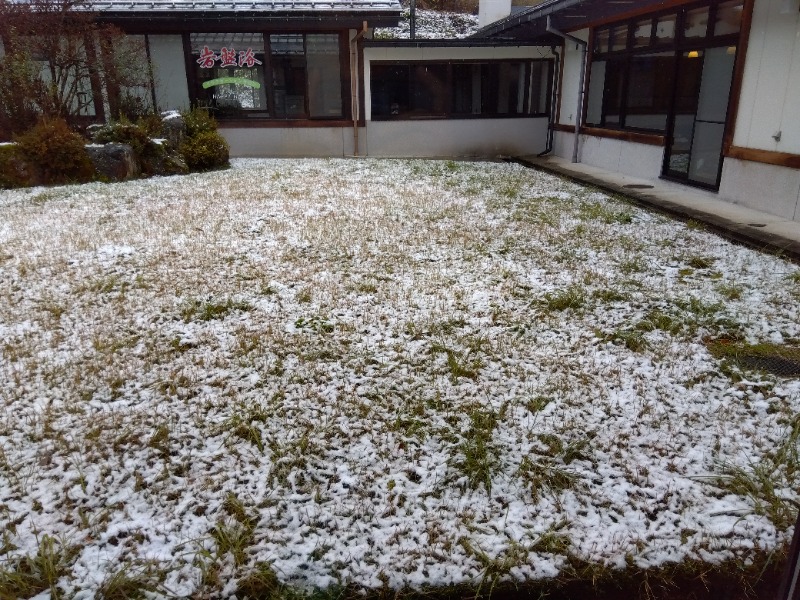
[663,45,736,188]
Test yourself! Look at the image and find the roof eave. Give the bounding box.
[93,9,402,27]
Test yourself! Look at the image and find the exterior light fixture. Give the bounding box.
[687,50,700,58]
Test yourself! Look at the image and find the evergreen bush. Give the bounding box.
[182,108,218,138]
[14,119,95,185]
[0,144,36,188]
[179,130,230,172]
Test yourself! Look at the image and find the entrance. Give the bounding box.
[663,45,737,189]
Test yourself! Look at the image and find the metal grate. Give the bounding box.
[737,353,800,377]
[706,340,800,378]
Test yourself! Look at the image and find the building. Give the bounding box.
[475,0,800,221]
[88,0,404,157]
[2,0,797,221]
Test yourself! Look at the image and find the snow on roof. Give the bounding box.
[89,0,400,12]
[374,8,479,39]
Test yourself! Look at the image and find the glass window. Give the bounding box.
[624,51,675,131]
[714,0,743,36]
[191,33,268,117]
[655,14,677,43]
[493,62,526,114]
[633,19,653,47]
[410,64,448,116]
[611,25,628,51]
[270,34,306,118]
[587,1,740,138]
[684,7,709,39]
[602,59,625,126]
[370,64,448,118]
[306,34,342,118]
[585,60,607,126]
[594,28,610,54]
[371,60,550,120]
[371,64,410,117]
[529,61,551,115]
[453,64,481,114]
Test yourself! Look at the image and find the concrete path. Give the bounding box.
[516,155,800,262]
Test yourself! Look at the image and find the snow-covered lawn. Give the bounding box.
[1,158,799,598]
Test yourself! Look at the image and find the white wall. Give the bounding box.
[554,131,665,179]
[719,158,800,219]
[479,0,512,27]
[221,127,364,158]
[367,118,549,157]
[556,29,588,128]
[148,35,190,112]
[733,0,800,154]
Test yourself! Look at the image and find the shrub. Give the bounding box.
[180,130,229,172]
[182,108,217,138]
[135,113,166,139]
[0,144,37,188]
[14,118,95,185]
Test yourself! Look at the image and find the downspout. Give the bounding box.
[546,16,586,163]
[537,44,560,157]
[350,21,368,157]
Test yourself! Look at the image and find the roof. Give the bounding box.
[90,0,399,12]
[473,0,678,41]
[363,37,545,47]
[82,0,402,27]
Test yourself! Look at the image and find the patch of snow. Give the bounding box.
[374,9,479,39]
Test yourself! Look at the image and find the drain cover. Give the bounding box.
[738,354,800,377]
[623,184,655,189]
[706,341,800,378]
[748,223,767,228]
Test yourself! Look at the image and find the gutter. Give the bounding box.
[350,21,368,157]
[545,15,585,163]
[537,43,560,157]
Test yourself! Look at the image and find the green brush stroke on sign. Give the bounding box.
[202,77,261,89]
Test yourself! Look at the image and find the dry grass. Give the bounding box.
[0,158,798,598]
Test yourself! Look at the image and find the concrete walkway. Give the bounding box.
[516,154,800,262]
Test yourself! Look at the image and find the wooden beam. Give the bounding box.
[726,146,800,169]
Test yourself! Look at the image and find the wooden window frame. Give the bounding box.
[369,58,553,121]
[184,30,351,123]
[584,0,743,136]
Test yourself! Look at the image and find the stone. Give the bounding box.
[152,151,190,176]
[161,111,186,149]
[86,143,140,181]
[85,123,106,143]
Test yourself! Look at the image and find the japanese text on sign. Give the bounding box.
[196,46,264,69]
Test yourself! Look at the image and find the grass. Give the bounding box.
[96,561,164,600]
[542,286,586,312]
[0,535,75,599]
[180,297,252,322]
[708,416,800,531]
[0,158,798,598]
[454,405,499,494]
